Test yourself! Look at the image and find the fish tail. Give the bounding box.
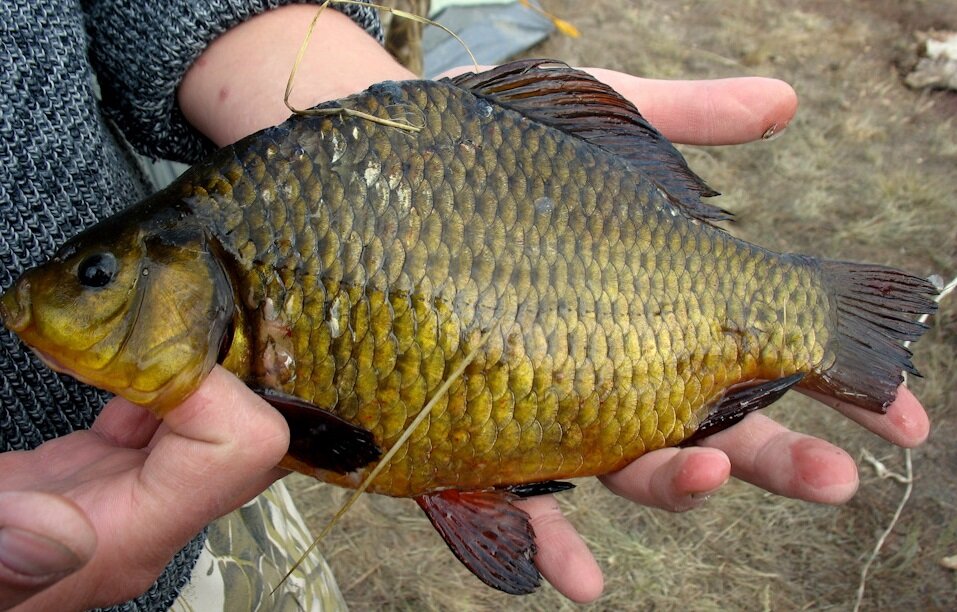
[804,260,939,413]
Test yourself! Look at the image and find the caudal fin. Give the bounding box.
[805,261,938,413]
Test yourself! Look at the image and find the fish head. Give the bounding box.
[0,206,235,416]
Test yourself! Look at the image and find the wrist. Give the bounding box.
[179,5,414,147]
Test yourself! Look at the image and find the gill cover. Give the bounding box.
[0,207,234,415]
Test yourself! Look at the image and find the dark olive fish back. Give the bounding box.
[180,65,836,497]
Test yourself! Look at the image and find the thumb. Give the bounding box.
[0,491,96,610]
[139,367,290,541]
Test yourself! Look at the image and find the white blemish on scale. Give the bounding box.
[331,131,345,163]
[396,183,412,215]
[371,181,390,212]
[364,161,381,186]
[654,187,679,216]
[328,295,343,338]
[534,196,554,215]
[387,169,402,191]
[352,127,359,139]
[262,297,278,321]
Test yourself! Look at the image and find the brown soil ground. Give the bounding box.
[288,1,957,609]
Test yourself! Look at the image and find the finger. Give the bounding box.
[0,491,96,610]
[139,367,289,537]
[700,413,859,504]
[91,399,161,449]
[583,70,798,145]
[600,446,731,512]
[0,435,139,493]
[515,495,603,603]
[802,385,929,448]
[438,65,797,146]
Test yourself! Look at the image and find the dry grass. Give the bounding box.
[288,0,957,609]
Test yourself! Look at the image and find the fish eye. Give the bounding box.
[77,252,118,288]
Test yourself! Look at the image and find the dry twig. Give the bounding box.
[853,274,956,611]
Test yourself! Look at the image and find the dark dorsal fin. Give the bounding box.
[256,388,381,474]
[416,489,540,595]
[447,59,729,225]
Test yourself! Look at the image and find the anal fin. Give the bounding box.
[681,373,804,446]
[256,388,381,474]
[503,481,575,498]
[416,489,540,595]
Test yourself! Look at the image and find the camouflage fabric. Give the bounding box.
[170,480,347,611]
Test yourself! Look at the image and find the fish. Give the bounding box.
[0,60,939,594]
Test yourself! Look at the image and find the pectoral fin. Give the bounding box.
[682,373,804,445]
[416,489,540,595]
[256,389,381,473]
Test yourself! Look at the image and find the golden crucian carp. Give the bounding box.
[0,60,938,594]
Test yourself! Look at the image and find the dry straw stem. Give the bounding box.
[332,0,478,68]
[853,274,956,612]
[518,0,581,38]
[274,325,494,593]
[283,0,479,133]
[274,2,484,589]
[283,1,421,131]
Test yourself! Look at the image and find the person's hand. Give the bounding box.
[0,367,288,611]
[507,71,931,603]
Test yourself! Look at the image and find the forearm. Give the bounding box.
[179,5,414,148]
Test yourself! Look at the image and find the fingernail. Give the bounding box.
[688,481,727,503]
[688,490,715,503]
[672,487,721,511]
[761,122,788,141]
[0,527,82,577]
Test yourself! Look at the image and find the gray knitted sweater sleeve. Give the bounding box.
[86,0,383,163]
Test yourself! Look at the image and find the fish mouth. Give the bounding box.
[0,287,82,379]
[28,345,72,376]
[27,341,127,401]
[0,280,32,333]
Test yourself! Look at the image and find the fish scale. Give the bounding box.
[2,60,937,594]
[168,78,832,497]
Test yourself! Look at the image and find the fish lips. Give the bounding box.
[0,278,32,334]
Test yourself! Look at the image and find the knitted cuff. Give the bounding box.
[87,0,382,163]
[91,528,207,612]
